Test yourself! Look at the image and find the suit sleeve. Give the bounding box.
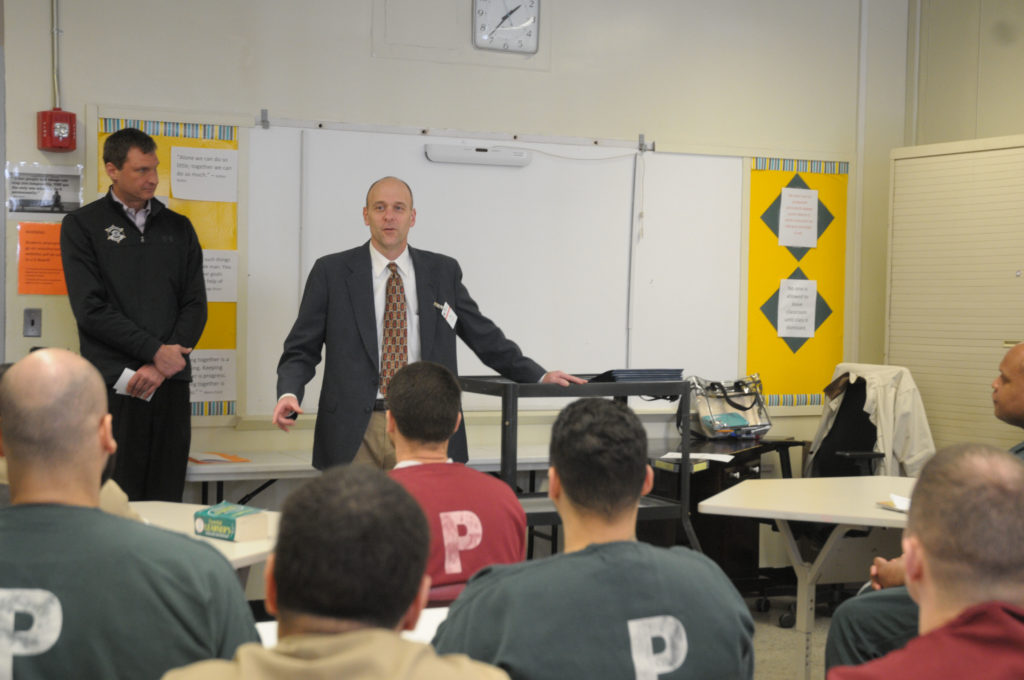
[168,221,208,348]
[60,212,164,362]
[276,259,330,403]
[451,261,545,383]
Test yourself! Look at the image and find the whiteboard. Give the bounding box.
[628,152,743,382]
[245,125,743,415]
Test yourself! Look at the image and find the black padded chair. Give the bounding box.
[777,374,885,627]
[808,375,884,478]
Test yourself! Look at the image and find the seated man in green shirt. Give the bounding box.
[432,397,755,680]
[0,349,258,680]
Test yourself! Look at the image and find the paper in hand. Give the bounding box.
[114,368,155,402]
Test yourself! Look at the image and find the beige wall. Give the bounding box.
[913,0,1024,146]
[3,0,912,449]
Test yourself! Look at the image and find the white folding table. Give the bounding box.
[698,476,914,680]
[186,451,317,504]
[132,500,280,571]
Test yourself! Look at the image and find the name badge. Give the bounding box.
[435,301,458,329]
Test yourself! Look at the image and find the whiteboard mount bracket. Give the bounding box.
[259,108,270,129]
[638,134,655,153]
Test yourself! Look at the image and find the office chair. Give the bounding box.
[804,363,935,479]
[777,363,934,627]
[808,375,884,478]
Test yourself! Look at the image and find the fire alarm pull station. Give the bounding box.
[37,108,76,151]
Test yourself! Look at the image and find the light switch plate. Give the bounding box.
[24,308,42,337]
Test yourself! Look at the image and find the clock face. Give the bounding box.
[473,0,539,54]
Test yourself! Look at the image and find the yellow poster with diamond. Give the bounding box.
[747,161,847,406]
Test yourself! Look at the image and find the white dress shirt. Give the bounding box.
[109,191,150,232]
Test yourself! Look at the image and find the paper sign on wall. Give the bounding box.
[18,222,67,295]
[171,147,238,202]
[779,187,819,248]
[778,278,817,338]
[189,350,237,402]
[6,163,83,214]
[203,250,238,302]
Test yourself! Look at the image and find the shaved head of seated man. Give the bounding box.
[164,465,510,680]
[0,349,257,680]
[432,397,755,680]
[0,360,139,518]
[828,443,1024,680]
[825,342,1024,670]
[386,361,526,603]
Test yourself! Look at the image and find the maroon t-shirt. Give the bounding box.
[829,601,1024,680]
[390,463,527,588]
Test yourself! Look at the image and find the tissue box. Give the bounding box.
[194,501,268,542]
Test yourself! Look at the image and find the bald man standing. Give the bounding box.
[274,176,583,472]
[0,349,257,680]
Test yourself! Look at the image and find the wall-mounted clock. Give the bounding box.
[473,0,539,54]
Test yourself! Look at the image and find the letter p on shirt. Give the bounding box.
[439,510,483,574]
[0,588,63,680]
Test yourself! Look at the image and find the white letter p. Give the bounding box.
[627,615,688,680]
[0,588,63,680]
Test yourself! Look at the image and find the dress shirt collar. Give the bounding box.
[109,189,151,230]
[369,242,413,280]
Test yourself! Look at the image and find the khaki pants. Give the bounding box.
[351,411,397,470]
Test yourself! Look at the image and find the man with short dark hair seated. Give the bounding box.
[0,349,258,680]
[164,465,509,680]
[387,362,525,601]
[828,443,1024,679]
[432,397,754,679]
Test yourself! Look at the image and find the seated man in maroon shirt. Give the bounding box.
[828,443,1024,680]
[387,362,526,603]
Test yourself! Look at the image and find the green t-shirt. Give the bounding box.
[433,541,754,680]
[0,504,259,680]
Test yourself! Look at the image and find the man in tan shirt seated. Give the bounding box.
[163,465,509,680]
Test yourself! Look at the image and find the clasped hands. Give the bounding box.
[869,555,906,590]
[125,344,192,400]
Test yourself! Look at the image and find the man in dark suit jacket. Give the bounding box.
[273,176,582,470]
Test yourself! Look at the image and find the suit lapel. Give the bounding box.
[410,247,439,361]
[346,245,379,368]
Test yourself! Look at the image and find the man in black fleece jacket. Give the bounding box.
[60,127,206,501]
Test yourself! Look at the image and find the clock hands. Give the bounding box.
[487,4,521,41]
[507,15,535,30]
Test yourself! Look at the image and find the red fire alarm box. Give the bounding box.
[37,108,77,151]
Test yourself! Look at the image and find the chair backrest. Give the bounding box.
[810,377,878,477]
[807,363,936,477]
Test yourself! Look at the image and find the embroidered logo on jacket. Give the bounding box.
[105,225,126,243]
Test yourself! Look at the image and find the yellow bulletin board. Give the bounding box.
[747,159,848,406]
[97,119,238,416]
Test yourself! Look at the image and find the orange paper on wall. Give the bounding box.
[18,222,67,295]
